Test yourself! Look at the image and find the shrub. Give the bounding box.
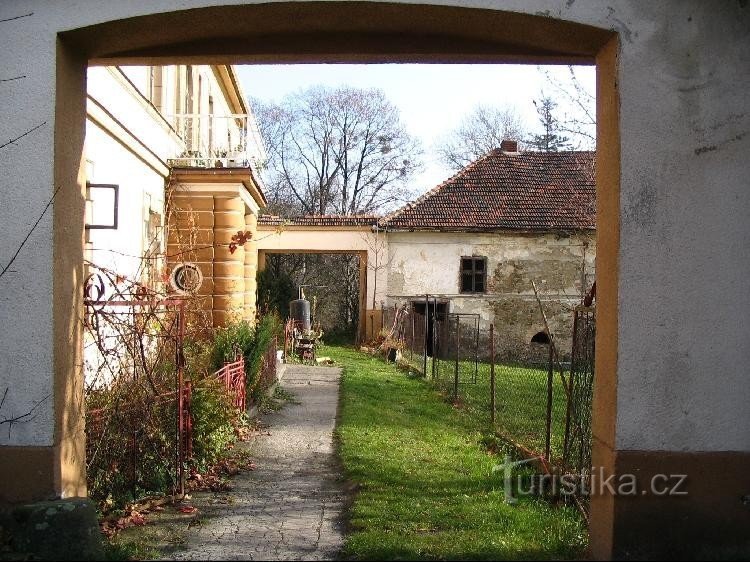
[209,315,282,404]
[210,321,255,369]
[190,376,236,472]
[86,377,180,509]
[246,315,282,401]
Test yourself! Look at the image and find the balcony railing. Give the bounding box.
[167,113,265,170]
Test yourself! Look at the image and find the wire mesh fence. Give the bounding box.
[561,305,596,515]
[379,293,596,507]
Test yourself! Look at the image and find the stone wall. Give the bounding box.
[385,230,595,361]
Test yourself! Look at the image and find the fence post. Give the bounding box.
[490,323,496,426]
[454,316,460,402]
[545,340,554,462]
[177,301,186,497]
[474,315,479,384]
[131,428,137,501]
[431,296,438,379]
[410,304,415,363]
[185,381,193,467]
[562,309,580,468]
[423,294,429,377]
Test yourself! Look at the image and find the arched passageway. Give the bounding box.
[2,2,749,560]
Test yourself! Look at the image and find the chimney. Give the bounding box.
[500,139,518,153]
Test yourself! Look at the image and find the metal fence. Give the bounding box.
[380,293,596,506]
[83,286,191,504]
[561,305,596,515]
[258,335,278,392]
[83,267,280,506]
[215,354,247,411]
[86,383,192,506]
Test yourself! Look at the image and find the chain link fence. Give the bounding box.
[380,292,595,507]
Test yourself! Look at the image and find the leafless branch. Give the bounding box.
[0,184,60,281]
[0,75,25,83]
[0,388,51,438]
[0,121,46,151]
[0,12,33,24]
[436,104,527,170]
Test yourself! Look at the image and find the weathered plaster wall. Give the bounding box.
[386,230,595,358]
[0,5,749,551]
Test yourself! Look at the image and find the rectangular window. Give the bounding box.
[459,256,487,294]
[85,183,119,230]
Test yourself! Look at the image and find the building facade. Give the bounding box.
[379,144,596,360]
[84,64,267,327]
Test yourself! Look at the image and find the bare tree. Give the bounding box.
[436,104,527,170]
[360,225,391,309]
[255,86,422,216]
[537,66,595,149]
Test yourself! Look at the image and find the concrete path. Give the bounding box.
[166,365,346,561]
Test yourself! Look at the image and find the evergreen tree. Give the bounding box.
[528,96,572,151]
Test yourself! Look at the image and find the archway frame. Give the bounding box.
[49,2,619,558]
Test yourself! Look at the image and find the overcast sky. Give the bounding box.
[236,64,595,194]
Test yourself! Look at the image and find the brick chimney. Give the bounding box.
[500,139,519,153]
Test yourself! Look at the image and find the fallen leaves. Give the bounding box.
[100,509,149,538]
[186,453,256,492]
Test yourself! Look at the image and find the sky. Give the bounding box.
[236,63,595,194]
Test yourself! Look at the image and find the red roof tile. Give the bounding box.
[258,214,381,227]
[382,149,595,232]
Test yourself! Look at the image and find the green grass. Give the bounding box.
[418,355,569,462]
[326,345,587,561]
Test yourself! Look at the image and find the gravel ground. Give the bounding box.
[164,365,346,561]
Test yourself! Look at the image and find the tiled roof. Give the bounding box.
[258,214,381,227]
[382,149,596,232]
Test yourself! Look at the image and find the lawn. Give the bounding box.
[326,345,587,561]
[421,355,570,462]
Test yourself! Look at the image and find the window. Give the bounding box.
[460,256,486,293]
[85,183,119,230]
[142,194,162,288]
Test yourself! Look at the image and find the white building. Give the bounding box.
[84,64,266,290]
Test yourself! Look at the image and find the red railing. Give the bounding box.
[259,336,278,394]
[85,336,281,507]
[85,382,193,500]
[214,355,247,411]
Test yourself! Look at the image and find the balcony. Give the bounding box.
[167,113,265,170]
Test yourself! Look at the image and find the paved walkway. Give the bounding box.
[167,365,346,561]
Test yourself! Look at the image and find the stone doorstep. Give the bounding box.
[0,498,104,561]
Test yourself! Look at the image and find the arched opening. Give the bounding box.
[530,331,551,345]
[29,3,620,558]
